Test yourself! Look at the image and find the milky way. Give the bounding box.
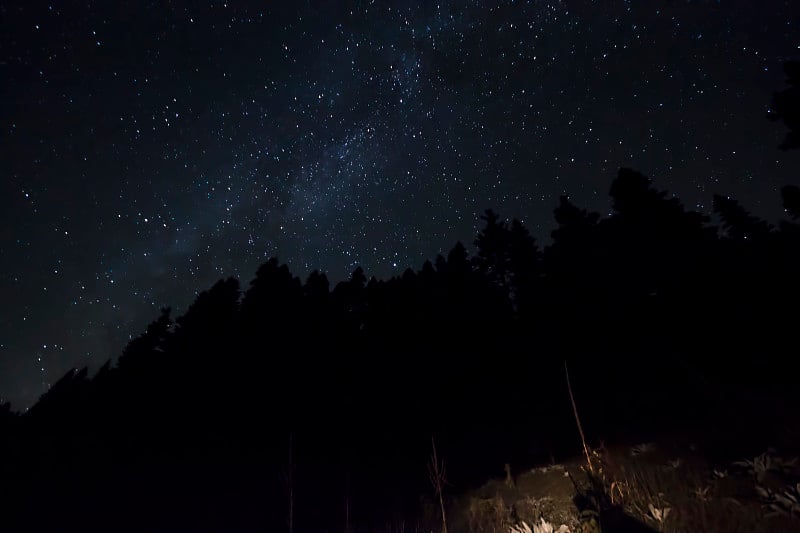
[1,1,799,408]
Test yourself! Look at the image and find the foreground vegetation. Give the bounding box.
[451,443,800,533]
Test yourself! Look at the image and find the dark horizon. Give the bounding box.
[3,163,800,412]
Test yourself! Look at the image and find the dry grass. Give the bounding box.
[573,443,800,532]
[465,493,513,533]
[444,441,800,532]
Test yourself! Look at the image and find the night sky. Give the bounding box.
[1,1,799,409]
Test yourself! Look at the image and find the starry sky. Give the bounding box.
[1,0,799,409]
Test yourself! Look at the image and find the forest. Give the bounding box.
[0,62,799,532]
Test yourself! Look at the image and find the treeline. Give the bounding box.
[0,168,799,532]
[0,59,798,533]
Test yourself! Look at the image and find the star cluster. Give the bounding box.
[1,0,798,408]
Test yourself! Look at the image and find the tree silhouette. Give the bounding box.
[303,269,331,336]
[474,209,511,287]
[117,306,172,374]
[473,209,542,314]
[241,257,303,328]
[712,194,773,241]
[769,60,800,150]
[544,195,605,355]
[332,266,367,336]
[506,218,541,314]
[782,184,800,220]
[446,240,470,276]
